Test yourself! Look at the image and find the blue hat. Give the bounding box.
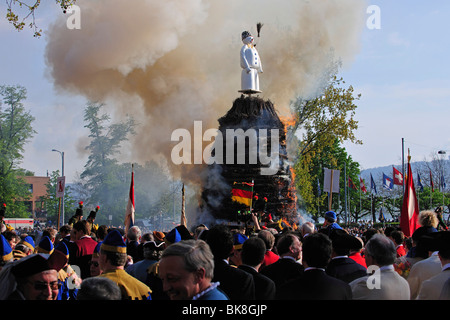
[93,241,102,257]
[20,236,35,251]
[55,242,69,259]
[325,211,337,221]
[1,234,13,262]
[233,233,248,250]
[165,228,181,245]
[101,230,127,253]
[36,236,54,254]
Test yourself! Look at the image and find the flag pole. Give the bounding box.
[359,177,362,218]
[180,183,187,227]
[249,179,255,213]
[328,170,334,211]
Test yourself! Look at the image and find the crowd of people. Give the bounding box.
[1,203,449,301]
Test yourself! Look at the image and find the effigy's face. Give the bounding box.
[242,36,254,45]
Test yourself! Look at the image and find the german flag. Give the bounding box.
[231,182,254,207]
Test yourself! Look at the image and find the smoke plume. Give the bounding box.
[45,0,367,188]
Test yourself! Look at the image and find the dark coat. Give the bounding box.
[238,264,276,300]
[212,259,255,300]
[260,257,304,290]
[326,257,367,283]
[276,269,352,300]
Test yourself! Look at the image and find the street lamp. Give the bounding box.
[52,149,65,226]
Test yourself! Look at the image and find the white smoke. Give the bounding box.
[44,0,367,222]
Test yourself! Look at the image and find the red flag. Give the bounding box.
[360,177,367,193]
[400,157,419,237]
[124,165,135,233]
[430,170,434,192]
[393,167,403,186]
[348,178,358,190]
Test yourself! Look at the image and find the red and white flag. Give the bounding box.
[400,158,419,237]
[393,167,403,185]
[360,177,367,193]
[124,165,135,234]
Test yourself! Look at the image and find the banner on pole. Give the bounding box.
[56,176,66,198]
[323,168,340,194]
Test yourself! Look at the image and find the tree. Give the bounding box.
[290,64,362,223]
[39,170,76,224]
[289,71,361,159]
[0,85,36,216]
[79,101,137,224]
[295,138,362,223]
[5,0,77,37]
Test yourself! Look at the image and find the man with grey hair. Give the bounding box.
[349,234,410,299]
[77,277,122,300]
[158,240,228,300]
[126,226,142,262]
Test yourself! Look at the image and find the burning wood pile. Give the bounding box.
[198,95,297,226]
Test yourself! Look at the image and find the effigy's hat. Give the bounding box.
[20,236,35,251]
[101,230,127,254]
[164,228,181,245]
[242,31,252,40]
[36,236,54,254]
[233,233,248,250]
[1,234,13,262]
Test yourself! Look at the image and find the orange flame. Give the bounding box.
[279,115,296,133]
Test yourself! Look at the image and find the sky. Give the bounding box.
[1,0,450,185]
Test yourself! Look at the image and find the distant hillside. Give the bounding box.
[360,159,450,187]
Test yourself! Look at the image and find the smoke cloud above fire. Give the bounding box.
[45,0,367,185]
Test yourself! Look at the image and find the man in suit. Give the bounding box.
[258,230,279,269]
[326,229,367,283]
[70,220,98,279]
[417,231,450,300]
[407,251,441,299]
[206,224,255,300]
[239,237,276,300]
[158,239,228,300]
[260,232,304,290]
[276,233,352,300]
[350,234,410,300]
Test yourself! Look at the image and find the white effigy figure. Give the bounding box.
[240,31,263,94]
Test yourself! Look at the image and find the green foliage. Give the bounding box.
[0,85,36,217]
[295,138,362,223]
[39,170,76,223]
[78,102,136,224]
[290,65,362,223]
[5,0,77,37]
[75,101,184,226]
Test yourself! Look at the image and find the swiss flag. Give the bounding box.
[400,159,419,237]
[393,167,403,185]
[360,177,367,193]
